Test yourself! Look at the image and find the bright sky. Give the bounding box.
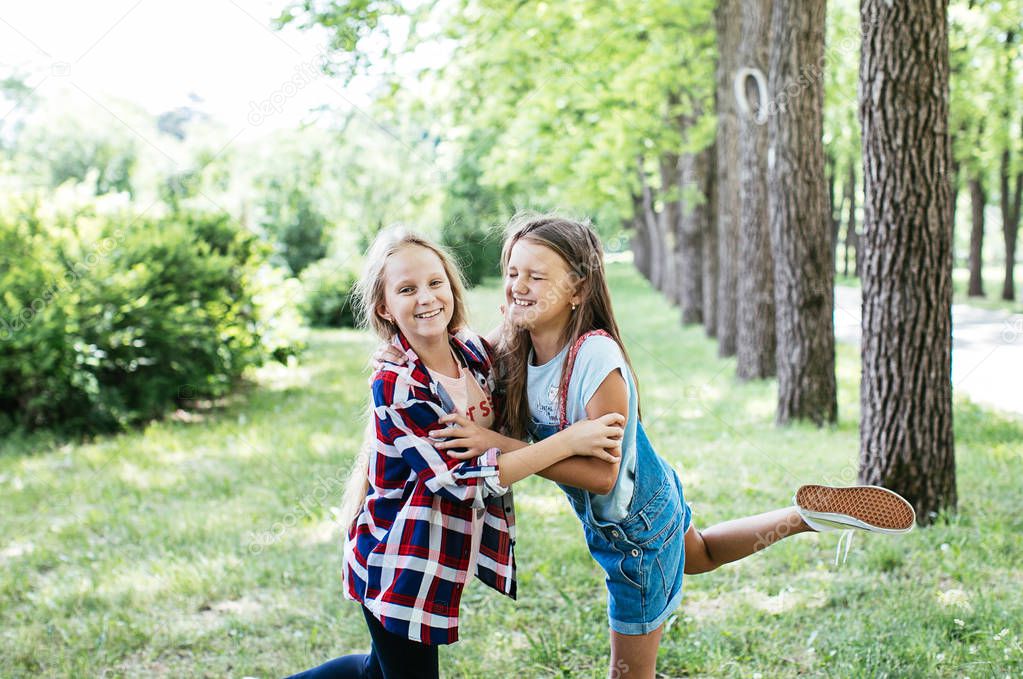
[0,0,374,135]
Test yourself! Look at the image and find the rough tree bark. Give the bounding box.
[950,138,960,261]
[735,0,776,380]
[843,160,860,278]
[859,0,956,523]
[677,148,707,324]
[715,0,741,357]
[659,153,681,303]
[968,175,986,297]
[767,0,836,425]
[630,193,651,281]
[999,141,1022,302]
[639,157,667,292]
[703,144,719,337]
[999,34,1022,302]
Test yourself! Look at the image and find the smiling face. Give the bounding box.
[504,238,581,333]
[377,244,455,346]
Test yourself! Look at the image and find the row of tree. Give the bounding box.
[951,1,1023,300]
[625,0,962,521]
[274,0,1017,522]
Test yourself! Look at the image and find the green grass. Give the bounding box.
[2,263,1022,678]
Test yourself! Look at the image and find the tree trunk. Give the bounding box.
[767,0,836,425]
[950,143,960,267]
[859,0,956,524]
[736,0,775,380]
[715,0,741,357]
[851,159,859,276]
[968,176,985,297]
[842,190,851,277]
[659,154,681,303]
[639,158,667,292]
[678,149,706,325]
[827,151,840,268]
[1000,146,1022,302]
[703,144,719,338]
[999,34,1022,302]
[630,194,651,280]
[843,160,858,278]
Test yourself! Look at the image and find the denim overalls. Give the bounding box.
[529,417,692,635]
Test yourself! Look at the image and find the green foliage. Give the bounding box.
[274,0,407,82]
[279,197,329,276]
[298,256,361,327]
[278,0,717,229]
[13,106,139,197]
[440,217,504,287]
[823,0,862,176]
[260,184,330,276]
[439,132,515,285]
[0,199,304,435]
[445,0,717,225]
[253,144,331,276]
[245,125,442,277]
[950,0,1023,181]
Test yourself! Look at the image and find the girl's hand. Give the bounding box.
[563,413,625,463]
[432,414,499,460]
[369,343,408,370]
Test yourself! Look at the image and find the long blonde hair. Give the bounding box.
[338,226,470,532]
[497,212,641,439]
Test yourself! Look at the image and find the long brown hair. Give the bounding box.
[497,212,641,439]
[339,226,470,532]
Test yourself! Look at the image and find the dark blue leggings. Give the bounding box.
[285,606,439,679]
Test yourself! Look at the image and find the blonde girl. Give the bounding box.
[287,227,625,679]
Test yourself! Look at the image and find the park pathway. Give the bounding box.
[834,286,1023,417]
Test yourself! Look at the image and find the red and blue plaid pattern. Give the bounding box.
[343,328,517,645]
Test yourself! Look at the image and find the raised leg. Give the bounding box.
[683,507,812,574]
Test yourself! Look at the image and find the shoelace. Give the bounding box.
[834,529,854,566]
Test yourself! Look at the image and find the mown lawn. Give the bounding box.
[2,262,1021,678]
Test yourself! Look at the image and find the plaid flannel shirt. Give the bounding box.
[343,328,517,645]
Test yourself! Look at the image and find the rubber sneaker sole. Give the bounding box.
[795,484,916,534]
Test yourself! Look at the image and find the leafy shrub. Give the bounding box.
[0,199,304,434]
[257,182,329,276]
[298,256,361,327]
[438,130,516,286]
[440,217,504,287]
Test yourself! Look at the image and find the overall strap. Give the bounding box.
[558,329,612,430]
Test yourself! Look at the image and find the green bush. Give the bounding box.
[440,217,504,287]
[0,200,304,434]
[298,256,360,327]
[438,130,516,286]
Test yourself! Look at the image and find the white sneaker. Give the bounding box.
[794,484,916,535]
